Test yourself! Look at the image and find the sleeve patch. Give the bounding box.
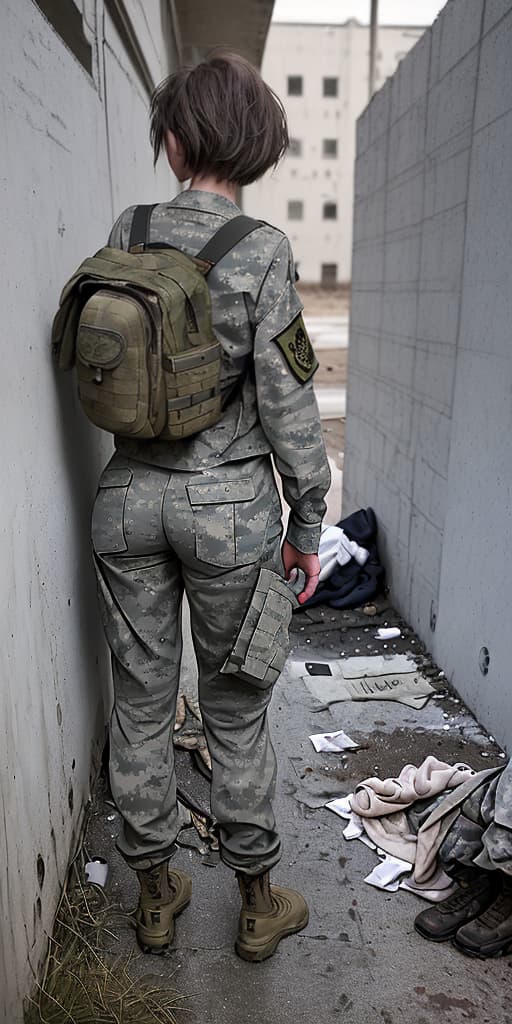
[273,315,319,384]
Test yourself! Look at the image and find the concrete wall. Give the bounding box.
[244,21,425,283]
[344,0,512,749]
[0,4,178,1018]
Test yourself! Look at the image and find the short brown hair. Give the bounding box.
[149,51,289,186]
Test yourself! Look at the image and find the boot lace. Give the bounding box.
[477,891,512,929]
[441,883,487,911]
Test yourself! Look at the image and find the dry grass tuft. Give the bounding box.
[25,870,188,1024]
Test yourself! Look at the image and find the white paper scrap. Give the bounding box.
[343,815,365,840]
[325,795,353,818]
[309,730,359,752]
[375,627,401,640]
[364,855,413,891]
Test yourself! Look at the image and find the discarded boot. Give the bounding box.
[135,861,192,954]
[454,874,512,958]
[235,870,308,962]
[414,869,500,942]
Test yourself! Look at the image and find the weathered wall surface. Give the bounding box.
[0,2,175,1019]
[344,0,512,748]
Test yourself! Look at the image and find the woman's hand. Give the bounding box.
[281,539,321,605]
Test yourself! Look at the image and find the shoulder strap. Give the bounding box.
[128,204,157,252]
[196,215,262,270]
[128,205,261,267]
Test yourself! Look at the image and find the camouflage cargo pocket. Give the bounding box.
[220,568,299,689]
[186,477,261,567]
[91,467,133,554]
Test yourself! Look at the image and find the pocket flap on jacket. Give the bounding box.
[98,467,133,489]
[186,479,255,505]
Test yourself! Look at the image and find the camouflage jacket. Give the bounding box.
[108,189,331,554]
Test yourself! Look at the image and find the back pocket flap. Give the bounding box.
[186,478,255,505]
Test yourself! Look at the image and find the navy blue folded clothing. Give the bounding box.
[299,507,384,610]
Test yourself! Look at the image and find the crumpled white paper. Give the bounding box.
[309,730,359,753]
[375,626,402,640]
[364,854,413,891]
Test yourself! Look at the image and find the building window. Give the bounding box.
[323,138,338,158]
[289,138,302,157]
[34,1,92,74]
[323,77,338,97]
[321,263,338,286]
[323,202,337,220]
[287,76,303,96]
[288,200,304,220]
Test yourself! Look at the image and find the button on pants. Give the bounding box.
[91,453,285,874]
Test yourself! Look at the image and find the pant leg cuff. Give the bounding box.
[220,843,282,877]
[116,840,178,872]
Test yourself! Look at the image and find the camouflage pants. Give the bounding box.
[91,452,286,874]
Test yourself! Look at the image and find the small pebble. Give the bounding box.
[443,724,450,731]
[480,751,490,758]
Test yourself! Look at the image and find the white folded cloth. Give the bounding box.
[318,524,369,582]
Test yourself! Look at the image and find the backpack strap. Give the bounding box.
[128,204,158,252]
[196,215,262,272]
[128,205,261,268]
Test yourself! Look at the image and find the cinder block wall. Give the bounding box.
[344,0,512,748]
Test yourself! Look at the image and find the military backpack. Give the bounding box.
[52,205,260,440]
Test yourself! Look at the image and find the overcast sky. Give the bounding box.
[272,0,444,26]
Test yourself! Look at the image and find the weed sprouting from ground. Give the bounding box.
[24,873,188,1024]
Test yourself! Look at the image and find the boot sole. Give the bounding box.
[414,921,457,942]
[452,935,512,960]
[235,907,309,963]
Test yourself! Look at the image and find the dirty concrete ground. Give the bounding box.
[85,594,511,1024]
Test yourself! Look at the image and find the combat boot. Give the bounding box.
[414,868,500,941]
[454,874,512,958]
[135,861,192,954]
[235,870,309,962]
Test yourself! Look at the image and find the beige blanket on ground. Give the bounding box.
[350,757,476,817]
[348,757,495,883]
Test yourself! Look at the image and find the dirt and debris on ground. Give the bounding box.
[79,592,511,1024]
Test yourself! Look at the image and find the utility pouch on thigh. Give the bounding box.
[220,568,304,689]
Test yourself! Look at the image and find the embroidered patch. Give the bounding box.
[273,315,318,384]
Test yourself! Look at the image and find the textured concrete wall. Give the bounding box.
[0,2,176,1019]
[345,0,512,748]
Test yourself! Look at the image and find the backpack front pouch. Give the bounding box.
[76,287,165,438]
